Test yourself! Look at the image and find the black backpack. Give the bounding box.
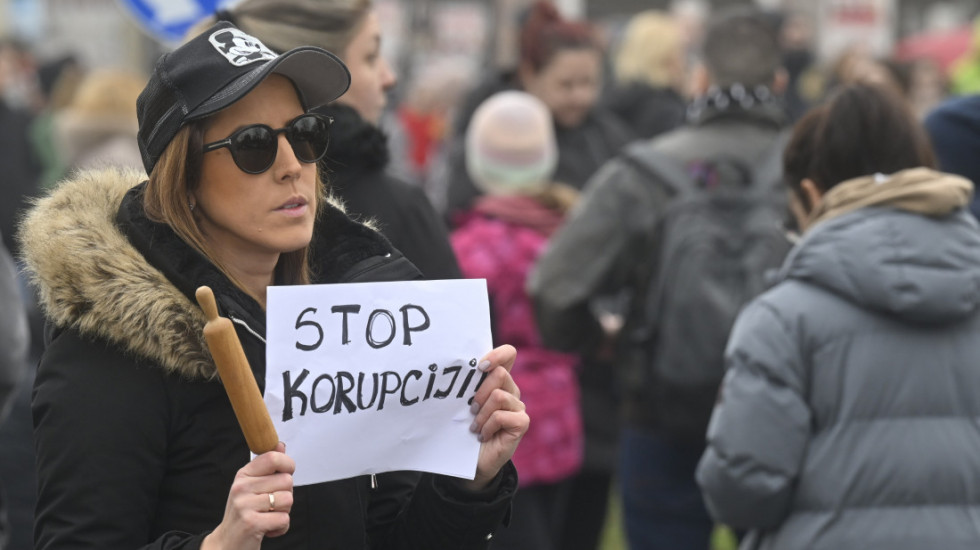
[621,134,792,440]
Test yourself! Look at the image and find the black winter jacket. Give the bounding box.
[601,82,686,141]
[0,101,41,257]
[316,104,462,281]
[21,168,515,550]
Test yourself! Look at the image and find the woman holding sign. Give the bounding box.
[192,0,463,282]
[21,21,527,550]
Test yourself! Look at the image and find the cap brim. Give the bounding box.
[186,46,350,120]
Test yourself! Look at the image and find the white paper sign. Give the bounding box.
[265,279,492,486]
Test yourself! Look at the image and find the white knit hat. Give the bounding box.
[465,91,558,195]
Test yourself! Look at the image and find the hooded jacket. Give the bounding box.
[21,168,515,550]
[696,169,980,549]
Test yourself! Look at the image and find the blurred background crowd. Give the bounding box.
[0,0,977,222]
[2,0,980,549]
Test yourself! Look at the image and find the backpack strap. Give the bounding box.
[622,131,789,197]
[616,143,687,353]
[749,129,793,194]
[619,141,695,198]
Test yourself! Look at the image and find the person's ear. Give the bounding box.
[687,62,710,97]
[771,67,789,95]
[669,50,689,94]
[518,61,537,93]
[800,178,823,210]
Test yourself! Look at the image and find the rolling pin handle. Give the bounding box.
[196,286,220,321]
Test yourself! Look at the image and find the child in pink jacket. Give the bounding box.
[451,91,583,550]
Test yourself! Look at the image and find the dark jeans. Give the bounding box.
[557,470,613,550]
[490,480,572,550]
[619,427,713,550]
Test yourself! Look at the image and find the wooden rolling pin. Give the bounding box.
[196,286,279,454]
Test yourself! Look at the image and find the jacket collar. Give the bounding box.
[687,84,786,129]
[314,103,389,184]
[804,168,973,231]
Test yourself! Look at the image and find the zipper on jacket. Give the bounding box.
[370,474,378,489]
[342,253,423,284]
[229,314,266,344]
[341,253,393,282]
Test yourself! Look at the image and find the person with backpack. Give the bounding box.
[528,8,790,550]
[696,82,980,550]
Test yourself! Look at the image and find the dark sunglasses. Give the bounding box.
[202,113,332,174]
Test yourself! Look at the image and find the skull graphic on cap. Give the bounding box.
[208,28,277,67]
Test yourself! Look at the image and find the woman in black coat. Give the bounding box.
[23,21,527,550]
[600,10,688,141]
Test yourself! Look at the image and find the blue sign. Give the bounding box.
[115,0,240,44]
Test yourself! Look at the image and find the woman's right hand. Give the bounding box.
[201,442,295,550]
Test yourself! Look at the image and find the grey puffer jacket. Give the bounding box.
[696,169,980,549]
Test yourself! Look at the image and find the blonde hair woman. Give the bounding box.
[603,10,688,139]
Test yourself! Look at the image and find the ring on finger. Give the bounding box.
[268,492,276,512]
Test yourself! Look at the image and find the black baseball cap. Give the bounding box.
[136,21,350,175]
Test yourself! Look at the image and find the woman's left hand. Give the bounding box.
[465,344,529,491]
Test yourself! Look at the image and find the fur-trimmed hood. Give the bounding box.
[20,167,404,381]
[20,167,218,379]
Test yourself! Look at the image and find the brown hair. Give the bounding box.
[188,0,372,57]
[519,1,597,73]
[702,8,781,87]
[783,83,937,205]
[143,122,324,302]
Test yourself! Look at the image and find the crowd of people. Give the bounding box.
[2,1,980,549]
